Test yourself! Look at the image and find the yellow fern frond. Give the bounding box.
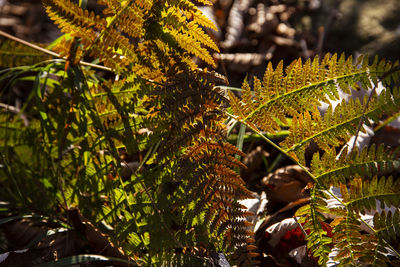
[136,0,153,10]
[186,21,219,52]
[193,0,213,6]
[185,9,218,31]
[43,0,106,40]
[168,29,215,66]
[117,5,145,38]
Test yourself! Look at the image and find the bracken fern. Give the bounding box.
[229,53,400,266]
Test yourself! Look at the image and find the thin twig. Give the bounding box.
[0,29,166,87]
[0,102,20,114]
[293,216,308,237]
[0,29,112,72]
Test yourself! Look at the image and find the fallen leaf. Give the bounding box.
[262,165,312,206]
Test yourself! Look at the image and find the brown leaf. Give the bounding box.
[1,219,47,250]
[255,198,310,266]
[67,208,134,266]
[240,146,270,183]
[1,219,86,265]
[262,165,312,205]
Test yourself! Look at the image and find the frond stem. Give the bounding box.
[0,29,112,72]
[224,111,315,179]
[242,73,368,122]
[381,238,400,259]
[357,216,400,259]
[374,109,400,132]
[224,111,348,207]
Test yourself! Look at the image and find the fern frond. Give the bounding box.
[332,209,397,267]
[178,137,254,250]
[117,5,145,38]
[186,8,218,32]
[295,187,332,266]
[281,87,400,161]
[342,176,400,215]
[168,29,216,67]
[333,213,382,266]
[165,0,216,31]
[186,21,219,52]
[141,67,256,259]
[135,0,153,10]
[43,0,106,44]
[44,0,141,71]
[229,53,399,133]
[373,209,400,243]
[0,39,50,67]
[192,0,213,6]
[311,144,400,187]
[16,0,249,263]
[328,182,400,266]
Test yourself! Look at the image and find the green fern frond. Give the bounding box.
[342,176,400,215]
[227,53,400,265]
[373,209,400,242]
[311,144,400,187]
[295,187,332,266]
[281,87,400,162]
[332,211,393,266]
[228,53,399,134]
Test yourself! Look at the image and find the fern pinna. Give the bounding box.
[229,53,400,265]
[38,0,256,264]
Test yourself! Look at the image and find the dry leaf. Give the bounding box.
[240,145,270,183]
[262,165,312,205]
[67,208,134,266]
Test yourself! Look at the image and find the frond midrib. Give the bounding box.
[346,192,400,208]
[90,88,138,98]
[285,94,392,152]
[243,70,368,122]
[314,158,400,185]
[285,113,362,153]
